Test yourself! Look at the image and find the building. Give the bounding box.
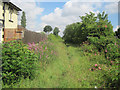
[0,0,22,43]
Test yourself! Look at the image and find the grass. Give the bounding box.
[2,34,109,88]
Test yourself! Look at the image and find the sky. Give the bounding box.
[10,0,119,36]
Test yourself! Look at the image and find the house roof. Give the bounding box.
[4,1,22,11]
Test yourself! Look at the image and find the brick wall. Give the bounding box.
[4,28,23,42]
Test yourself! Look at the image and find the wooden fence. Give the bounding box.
[22,30,47,44]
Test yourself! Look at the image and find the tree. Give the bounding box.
[96,11,114,37]
[97,11,108,21]
[53,27,60,36]
[63,11,114,45]
[43,25,52,34]
[63,22,84,44]
[88,11,114,52]
[21,11,26,28]
[80,12,97,39]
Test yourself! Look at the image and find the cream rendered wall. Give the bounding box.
[0,2,3,42]
[0,2,19,42]
[0,2,3,20]
[4,4,18,29]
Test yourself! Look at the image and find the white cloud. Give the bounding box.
[14,0,119,2]
[10,0,118,37]
[11,0,35,2]
[41,1,101,36]
[11,0,44,32]
[40,1,118,36]
[113,25,120,32]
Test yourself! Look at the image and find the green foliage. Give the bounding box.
[40,32,45,35]
[80,41,120,88]
[63,12,98,44]
[88,11,114,52]
[63,11,120,88]
[86,12,119,88]
[2,11,120,88]
[91,11,113,37]
[43,25,53,34]
[63,11,115,46]
[106,42,120,60]
[97,11,108,21]
[28,39,56,66]
[87,37,120,88]
[21,11,26,28]
[53,27,60,36]
[63,22,86,44]
[63,23,77,43]
[80,12,97,36]
[2,40,38,85]
[102,61,120,88]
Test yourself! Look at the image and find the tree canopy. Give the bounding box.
[53,27,60,36]
[63,11,114,44]
[21,11,26,28]
[43,25,52,34]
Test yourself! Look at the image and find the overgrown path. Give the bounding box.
[16,37,103,88]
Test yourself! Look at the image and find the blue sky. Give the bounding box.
[12,0,119,36]
[36,2,65,23]
[37,2,118,28]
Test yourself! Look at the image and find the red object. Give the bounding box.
[105,49,107,52]
[95,64,97,67]
[105,25,107,28]
[98,67,101,70]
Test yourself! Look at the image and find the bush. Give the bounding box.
[102,61,120,88]
[106,42,120,60]
[2,40,38,85]
[88,37,120,88]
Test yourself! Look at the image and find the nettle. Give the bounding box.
[2,40,38,85]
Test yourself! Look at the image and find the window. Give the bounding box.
[9,8,13,22]
[9,9,12,20]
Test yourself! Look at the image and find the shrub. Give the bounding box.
[106,42,120,60]
[80,43,97,53]
[102,61,120,88]
[2,40,38,85]
[88,38,120,88]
